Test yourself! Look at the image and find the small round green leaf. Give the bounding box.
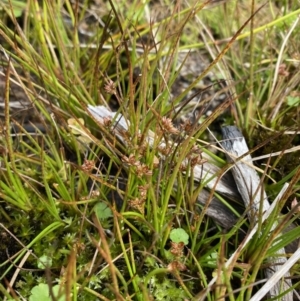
[170,228,189,245]
[94,202,113,220]
[37,255,52,269]
[287,95,300,107]
[29,284,51,301]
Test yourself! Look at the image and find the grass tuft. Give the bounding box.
[0,0,299,300]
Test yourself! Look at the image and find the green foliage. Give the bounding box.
[0,0,299,300]
[93,201,113,221]
[0,0,26,18]
[170,228,189,245]
[149,277,190,301]
[29,283,67,301]
[37,255,52,269]
[287,95,300,107]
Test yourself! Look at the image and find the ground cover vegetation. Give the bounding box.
[0,0,300,300]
